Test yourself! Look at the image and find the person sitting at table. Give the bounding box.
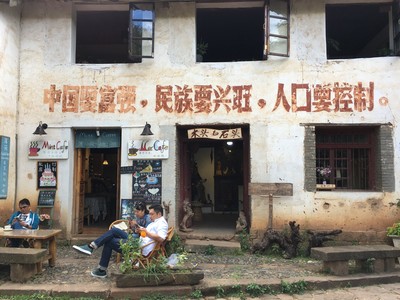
[73,201,151,255]
[74,204,168,279]
[6,198,40,247]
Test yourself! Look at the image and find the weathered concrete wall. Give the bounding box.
[8,0,400,240]
[0,4,20,221]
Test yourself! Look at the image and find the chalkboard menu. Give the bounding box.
[132,160,161,205]
[0,136,10,199]
[38,190,56,206]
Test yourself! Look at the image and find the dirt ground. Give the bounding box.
[0,242,324,285]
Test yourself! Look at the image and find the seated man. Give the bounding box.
[74,204,168,278]
[6,198,40,247]
[73,201,151,255]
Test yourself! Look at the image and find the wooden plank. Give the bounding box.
[249,183,293,196]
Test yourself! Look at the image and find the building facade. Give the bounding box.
[0,0,399,241]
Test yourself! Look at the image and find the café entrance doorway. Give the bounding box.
[73,129,121,235]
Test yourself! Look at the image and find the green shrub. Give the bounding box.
[190,289,203,299]
[204,244,216,255]
[238,229,251,251]
[245,283,266,297]
[165,233,185,255]
[387,222,400,236]
[281,280,308,295]
[216,286,225,298]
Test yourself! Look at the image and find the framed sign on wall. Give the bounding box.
[38,190,56,206]
[0,136,10,199]
[37,161,57,189]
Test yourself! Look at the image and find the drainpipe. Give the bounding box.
[13,133,18,210]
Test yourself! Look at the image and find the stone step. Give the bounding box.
[69,235,98,245]
[184,239,241,253]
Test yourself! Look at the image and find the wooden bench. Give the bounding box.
[0,247,48,282]
[311,245,400,276]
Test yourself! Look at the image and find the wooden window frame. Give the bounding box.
[129,2,155,61]
[304,125,394,193]
[264,0,290,58]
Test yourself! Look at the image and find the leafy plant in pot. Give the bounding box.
[387,222,400,250]
[196,40,208,62]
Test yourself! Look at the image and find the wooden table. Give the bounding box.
[0,229,62,270]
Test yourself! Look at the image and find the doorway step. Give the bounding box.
[184,239,241,253]
[69,234,100,245]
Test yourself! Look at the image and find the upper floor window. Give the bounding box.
[196,0,289,63]
[326,2,399,59]
[75,3,154,64]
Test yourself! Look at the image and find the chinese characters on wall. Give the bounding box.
[43,82,384,114]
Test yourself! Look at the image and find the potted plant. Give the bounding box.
[387,222,400,245]
[316,166,335,190]
[39,214,51,229]
[114,234,204,287]
[317,166,332,185]
[196,40,208,62]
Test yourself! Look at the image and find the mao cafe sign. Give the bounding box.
[128,140,169,159]
[28,140,69,160]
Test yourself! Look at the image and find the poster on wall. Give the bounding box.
[121,199,136,219]
[37,161,57,189]
[0,136,10,199]
[132,160,162,205]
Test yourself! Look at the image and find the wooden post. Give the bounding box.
[249,183,293,230]
[268,194,273,229]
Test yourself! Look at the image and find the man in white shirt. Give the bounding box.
[139,205,168,256]
[89,204,168,278]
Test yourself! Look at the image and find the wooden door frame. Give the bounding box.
[73,148,85,234]
[177,124,250,227]
[72,135,122,234]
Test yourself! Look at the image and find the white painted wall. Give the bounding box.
[0,4,21,217]
[1,0,399,240]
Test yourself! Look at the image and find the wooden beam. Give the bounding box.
[248,183,293,196]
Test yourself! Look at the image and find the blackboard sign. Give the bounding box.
[0,136,10,199]
[38,190,56,206]
[120,166,135,174]
[132,160,162,205]
[37,161,57,189]
[75,129,121,148]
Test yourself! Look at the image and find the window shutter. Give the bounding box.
[393,0,400,55]
[129,3,155,62]
[265,0,290,58]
